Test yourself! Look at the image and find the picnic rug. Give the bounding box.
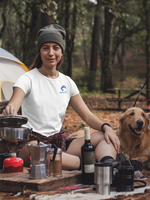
[0,168,150,200]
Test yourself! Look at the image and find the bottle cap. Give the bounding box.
[84,127,90,140]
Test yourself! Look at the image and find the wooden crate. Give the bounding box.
[0,168,82,192]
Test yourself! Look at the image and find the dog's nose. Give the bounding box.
[137,119,143,126]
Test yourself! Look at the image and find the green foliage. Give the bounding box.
[0,0,150,93]
[40,0,58,21]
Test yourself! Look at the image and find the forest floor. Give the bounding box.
[63,93,149,136]
[1,90,150,199]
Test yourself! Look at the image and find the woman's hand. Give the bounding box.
[104,126,120,153]
[2,87,25,116]
[2,105,17,115]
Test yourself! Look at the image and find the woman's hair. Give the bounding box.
[29,53,63,71]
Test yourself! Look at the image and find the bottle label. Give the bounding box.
[83,151,95,173]
[84,164,94,173]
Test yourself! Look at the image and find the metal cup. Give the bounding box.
[94,162,112,195]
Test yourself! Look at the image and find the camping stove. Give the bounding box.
[3,142,24,173]
[0,114,31,173]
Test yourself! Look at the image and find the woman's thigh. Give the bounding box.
[66,130,105,157]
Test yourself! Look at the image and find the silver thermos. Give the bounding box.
[94,162,112,195]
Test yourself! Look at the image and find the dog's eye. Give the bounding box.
[142,113,145,117]
[129,112,134,116]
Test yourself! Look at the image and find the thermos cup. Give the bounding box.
[94,162,112,195]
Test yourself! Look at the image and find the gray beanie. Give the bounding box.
[37,24,66,53]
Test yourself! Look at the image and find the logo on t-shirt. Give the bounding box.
[59,85,67,93]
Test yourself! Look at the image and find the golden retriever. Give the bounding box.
[117,107,150,164]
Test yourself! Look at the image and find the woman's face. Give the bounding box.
[40,42,63,68]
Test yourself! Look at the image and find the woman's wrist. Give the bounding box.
[101,123,111,133]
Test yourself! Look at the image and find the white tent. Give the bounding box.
[0,47,28,101]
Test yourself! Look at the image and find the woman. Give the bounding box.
[2,24,120,169]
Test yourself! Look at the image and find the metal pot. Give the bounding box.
[0,114,31,143]
[0,127,32,143]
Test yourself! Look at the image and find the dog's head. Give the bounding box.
[119,107,150,137]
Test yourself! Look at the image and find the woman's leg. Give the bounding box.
[19,131,117,170]
[19,140,81,170]
[64,131,117,169]
[62,152,81,170]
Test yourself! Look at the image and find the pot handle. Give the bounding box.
[37,138,40,144]
[134,180,146,189]
[50,144,58,161]
[29,128,33,137]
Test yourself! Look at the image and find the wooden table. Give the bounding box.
[0,168,82,192]
[106,88,150,110]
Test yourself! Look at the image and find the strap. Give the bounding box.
[101,123,111,133]
[134,180,146,189]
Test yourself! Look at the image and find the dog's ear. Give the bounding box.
[119,113,124,133]
[145,113,150,128]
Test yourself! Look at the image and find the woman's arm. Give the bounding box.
[69,93,120,152]
[70,94,102,129]
[2,87,25,115]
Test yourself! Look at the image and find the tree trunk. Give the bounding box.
[117,50,121,64]
[99,0,103,62]
[41,13,51,27]
[81,25,88,72]
[143,0,150,104]
[0,0,9,39]
[101,0,115,92]
[120,39,126,81]
[57,0,64,25]
[65,0,77,77]
[40,0,51,27]
[87,0,101,91]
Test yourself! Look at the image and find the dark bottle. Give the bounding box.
[81,127,96,185]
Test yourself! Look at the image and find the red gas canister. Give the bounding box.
[3,157,24,173]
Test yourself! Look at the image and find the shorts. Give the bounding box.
[16,127,75,155]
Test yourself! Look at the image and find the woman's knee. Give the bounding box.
[90,131,105,147]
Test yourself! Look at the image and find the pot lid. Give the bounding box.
[0,114,28,128]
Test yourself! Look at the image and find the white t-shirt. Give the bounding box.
[14,68,79,137]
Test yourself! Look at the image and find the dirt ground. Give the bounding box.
[62,96,150,200]
[63,95,147,136]
[1,95,150,199]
